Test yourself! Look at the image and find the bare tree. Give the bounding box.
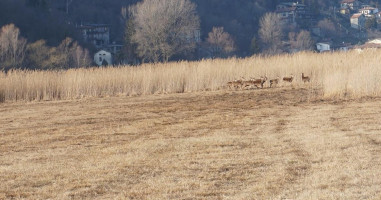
[57,38,91,68]
[26,38,90,69]
[129,0,200,62]
[26,40,51,69]
[258,12,284,55]
[295,30,314,51]
[288,32,297,50]
[0,24,27,69]
[206,27,235,57]
[72,45,91,68]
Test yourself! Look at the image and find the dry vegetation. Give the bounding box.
[1,88,381,199]
[1,49,381,103]
[1,50,381,199]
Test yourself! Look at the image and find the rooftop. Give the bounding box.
[360,7,377,10]
[351,13,364,18]
[341,0,357,3]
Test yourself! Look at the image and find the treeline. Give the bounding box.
[122,0,317,62]
[0,0,81,46]
[2,0,381,69]
[0,24,90,70]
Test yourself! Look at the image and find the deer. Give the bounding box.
[269,76,280,88]
[283,74,294,83]
[243,76,267,89]
[227,80,243,89]
[302,73,310,83]
[227,77,245,90]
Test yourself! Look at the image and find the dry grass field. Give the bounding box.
[1,87,381,199]
[1,49,381,103]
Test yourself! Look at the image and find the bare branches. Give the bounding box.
[207,27,235,57]
[129,0,200,62]
[0,24,27,69]
[295,30,314,51]
[259,12,283,55]
[26,38,90,69]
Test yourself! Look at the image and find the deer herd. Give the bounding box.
[227,73,310,90]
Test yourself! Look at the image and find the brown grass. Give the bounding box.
[1,49,381,102]
[1,88,381,199]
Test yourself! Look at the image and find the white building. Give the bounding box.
[341,0,361,11]
[350,13,366,29]
[94,50,112,66]
[359,7,379,17]
[316,43,331,52]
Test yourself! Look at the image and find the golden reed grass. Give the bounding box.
[0,49,381,102]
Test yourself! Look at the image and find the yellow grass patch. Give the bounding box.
[1,49,381,102]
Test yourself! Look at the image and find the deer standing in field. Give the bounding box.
[227,77,245,90]
[227,80,243,90]
[283,74,294,83]
[301,73,310,83]
[269,76,280,88]
[243,76,267,89]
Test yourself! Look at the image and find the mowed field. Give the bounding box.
[1,87,381,199]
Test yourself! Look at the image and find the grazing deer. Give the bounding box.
[302,73,310,83]
[283,74,294,83]
[269,76,279,88]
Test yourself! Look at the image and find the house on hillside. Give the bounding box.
[341,0,361,11]
[276,2,310,24]
[276,7,297,24]
[78,23,123,52]
[316,42,331,52]
[94,50,112,66]
[276,2,307,14]
[78,24,110,49]
[350,13,366,29]
[359,7,379,17]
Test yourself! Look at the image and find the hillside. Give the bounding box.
[1,87,381,199]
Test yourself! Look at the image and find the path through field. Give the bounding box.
[1,88,381,199]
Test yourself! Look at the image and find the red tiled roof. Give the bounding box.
[351,13,363,18]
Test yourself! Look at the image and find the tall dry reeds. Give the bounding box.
[323,49,381,98]
[0,49,381,102]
